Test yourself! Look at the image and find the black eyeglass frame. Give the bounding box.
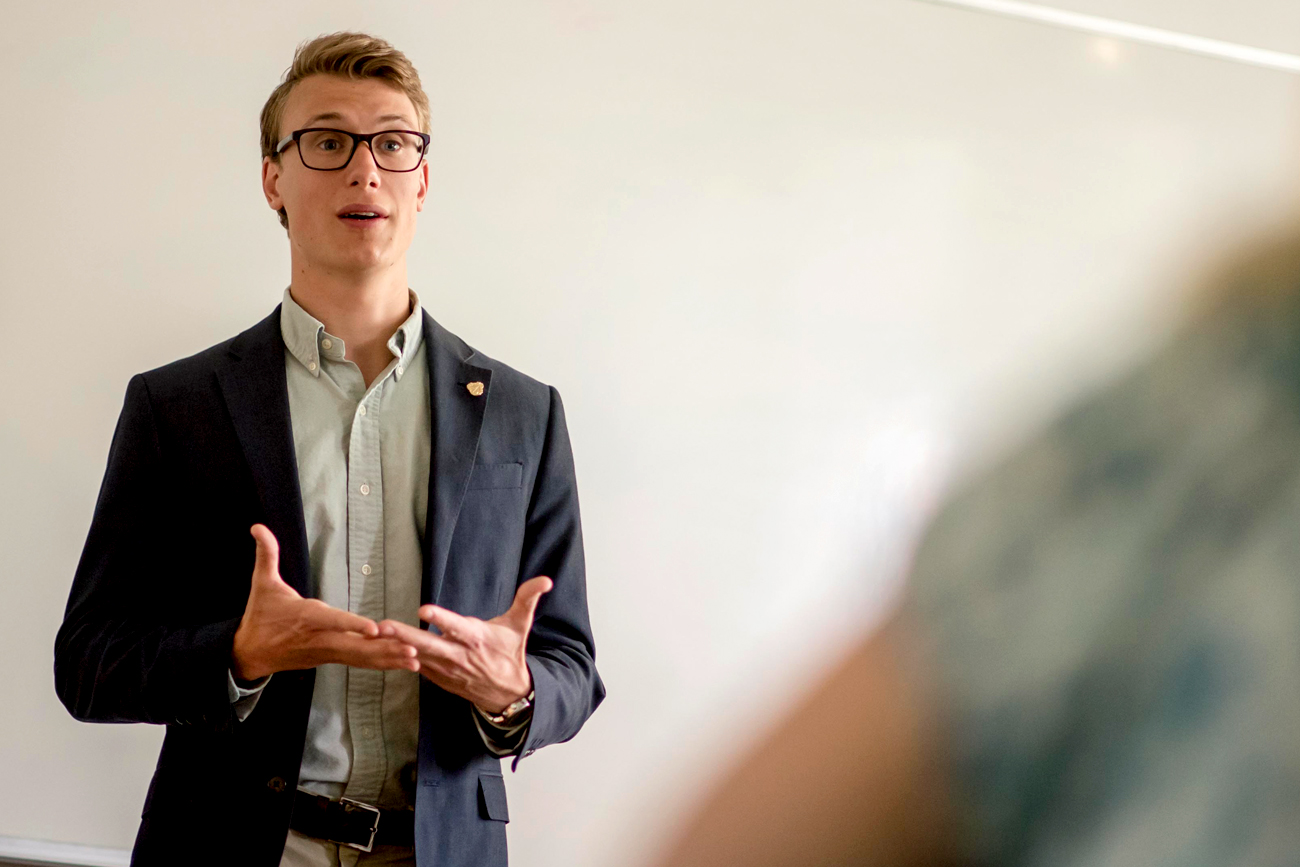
[274,128,432,172]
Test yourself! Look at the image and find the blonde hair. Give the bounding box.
[260,32,431,229]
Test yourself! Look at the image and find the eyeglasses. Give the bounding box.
[275,128,431,172]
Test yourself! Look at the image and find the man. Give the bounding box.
[54,32,604,867]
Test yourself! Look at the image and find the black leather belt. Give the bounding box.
[290,789,415,852]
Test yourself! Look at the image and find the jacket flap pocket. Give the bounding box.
[478,774,509,822]
[468,462,523,490]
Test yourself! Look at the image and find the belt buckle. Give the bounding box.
[338,797,381,853]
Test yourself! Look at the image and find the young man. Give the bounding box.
[54,32,604,867]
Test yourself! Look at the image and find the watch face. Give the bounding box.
[498,693,532,721]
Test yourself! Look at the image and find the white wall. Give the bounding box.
[2,2,1299,865]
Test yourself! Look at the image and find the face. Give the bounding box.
[262,74,429,277]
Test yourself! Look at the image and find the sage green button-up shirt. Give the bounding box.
[228,289,527,811]
[281,287,428,809]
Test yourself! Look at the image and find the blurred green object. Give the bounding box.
[909,235,1300,866]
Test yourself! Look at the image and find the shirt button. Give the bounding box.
[361,564,372,576]
[321,338,332,350]
[358,405,367,416]
[396,365,404,376]
[308,362,317,372]
[360,484,370,496]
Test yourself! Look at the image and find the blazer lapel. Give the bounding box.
[423,312,493,606]
[214,306,312,598]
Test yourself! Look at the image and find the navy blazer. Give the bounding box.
[54,306,605,867]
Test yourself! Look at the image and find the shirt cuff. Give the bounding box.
[471,703,533,757]
[226,669,272,722]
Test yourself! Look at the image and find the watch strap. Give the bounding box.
[482,689,534,726]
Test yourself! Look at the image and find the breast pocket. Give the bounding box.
[468,462,523,491]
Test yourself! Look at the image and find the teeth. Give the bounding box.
[344,212,378,218]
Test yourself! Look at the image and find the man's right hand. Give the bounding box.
[230,524,420,681]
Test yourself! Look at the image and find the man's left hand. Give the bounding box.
[377,576,553,713]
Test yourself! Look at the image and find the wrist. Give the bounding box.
[231,624,269,681]
[484,667,533,714]
[478,688,534,726]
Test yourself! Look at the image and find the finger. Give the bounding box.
[249,524,302,599]
[379,619,462,661]
[498,575,554,633]
[330,632,418,658]
[417,605,474,641]
[324,634,421,671]
[250,524,280,579]
[377,619,426,642]
[303,599,380,638]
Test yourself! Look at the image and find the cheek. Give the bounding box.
[285,177,332,219]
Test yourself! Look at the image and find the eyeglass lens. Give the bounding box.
[299,130,426,171]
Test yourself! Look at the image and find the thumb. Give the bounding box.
[249,524,286,589]
[501,576,553,633]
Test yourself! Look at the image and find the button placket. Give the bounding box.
[343,383,389,805]
[347,394,384,614]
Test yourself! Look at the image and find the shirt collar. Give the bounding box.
[387,293,425,381]
[280,287,425,380]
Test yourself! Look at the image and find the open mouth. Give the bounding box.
[340,211,384,222]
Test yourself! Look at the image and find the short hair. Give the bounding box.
[259,32,431,229]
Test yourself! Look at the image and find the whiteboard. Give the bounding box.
[2,1,1298,864]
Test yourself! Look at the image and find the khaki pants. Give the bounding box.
[280,829,416,867]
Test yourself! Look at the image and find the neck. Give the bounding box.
[288,259,412,386]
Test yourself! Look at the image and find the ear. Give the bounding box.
[415,159,430,213]
[262,156,284,211]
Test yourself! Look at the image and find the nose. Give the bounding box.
[345,141,382,187]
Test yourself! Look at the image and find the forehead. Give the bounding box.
[281,74,418,132]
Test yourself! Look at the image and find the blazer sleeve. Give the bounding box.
[512,386,605,770]
[54,374,241,732]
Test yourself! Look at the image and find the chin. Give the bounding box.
[319,241,394,273]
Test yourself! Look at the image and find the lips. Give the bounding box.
[337,204,390,222]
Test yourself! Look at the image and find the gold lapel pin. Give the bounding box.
[466,381,485,397]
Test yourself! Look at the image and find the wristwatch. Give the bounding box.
[482,689,534,726]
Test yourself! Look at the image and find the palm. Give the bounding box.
[377,576,553,712]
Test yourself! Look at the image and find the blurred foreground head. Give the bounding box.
[656,230,1300,866]
[906,230,1300,864]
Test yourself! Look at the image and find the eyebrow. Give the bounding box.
[302,112,415,128]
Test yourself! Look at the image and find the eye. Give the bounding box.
[301,131,349,152]
[375,134,405,153]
